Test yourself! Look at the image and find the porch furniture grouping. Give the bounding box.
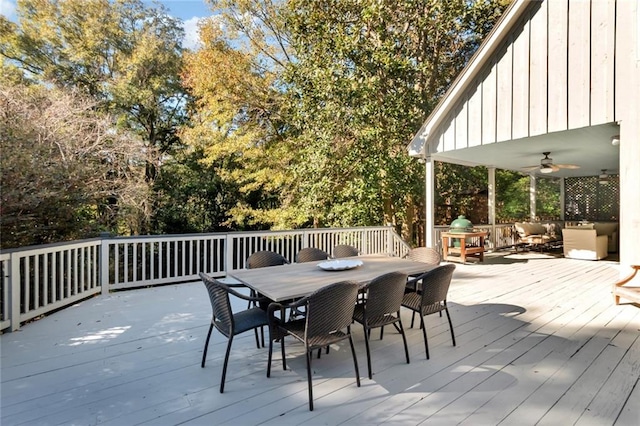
[205,252,447,410]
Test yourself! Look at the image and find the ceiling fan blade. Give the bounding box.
[549,164,560,172]
[521,165,539,171]
[555,164,580,169]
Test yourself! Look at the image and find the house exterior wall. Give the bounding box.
[616,0,640,267]
[428,0,621,154]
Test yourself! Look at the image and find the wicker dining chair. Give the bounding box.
[247,250,289,269]
[267,281,361,411]
[332,244,359,258]
[295,247,329,263]
[405,247,442,265]
[199,272,270,393]
[245,250,290,344]
[404,247,442,325]
[352,271,410,379]
[401,264,456,359]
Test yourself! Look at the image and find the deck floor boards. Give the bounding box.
[2,252,638,425]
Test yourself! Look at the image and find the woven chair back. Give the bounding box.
[295,247,329,263]
[418,264,456,304]
[406,247,441,265]
[200,273,234,337]
[305,281,359,338]
[364,271,408,319]
[332,244,359,258]
[247,250,288,269]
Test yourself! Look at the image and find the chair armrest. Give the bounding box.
[226,285,269,305]
[406,275,421,292]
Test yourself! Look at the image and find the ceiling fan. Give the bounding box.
[598,169,617,184]
[521,152,580,174]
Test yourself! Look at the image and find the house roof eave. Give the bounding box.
[407,0,532,158]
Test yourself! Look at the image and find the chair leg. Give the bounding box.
[363,324,372,379]
[220,335,234,393]
[280,334,287,371]
[306,349,314,411]
[420,316,429,359]
[267,331,274,377]
[397,316,410,364]
[201,322,214,368]
[379,326,384,340]
[254,328,260,349]
[411,311,416,328]
[445,307,456,347]
[347,329,361,388]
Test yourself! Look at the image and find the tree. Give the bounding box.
[280,0,509,239]
[0,81,151,249]
[179,2,298,230]
[180,1,509,242]
[1,0,188,232]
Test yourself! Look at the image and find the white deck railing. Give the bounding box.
[1,226,410,331]
[0,224,521,332]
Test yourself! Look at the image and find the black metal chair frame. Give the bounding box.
[401,264,456,359]
[267,281,361,411]
[199,272,270,393]
[352,271,410,379]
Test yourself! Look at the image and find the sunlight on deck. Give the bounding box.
[2,253,638,425]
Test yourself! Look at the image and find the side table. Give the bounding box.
[441,231,488,263]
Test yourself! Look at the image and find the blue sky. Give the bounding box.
[0,0,212,49]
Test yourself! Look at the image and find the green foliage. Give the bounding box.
[0,82,151,249]
[1,0,189,234]
[1,0,188,175]
[496,169,531,221]
[152,147,240,233]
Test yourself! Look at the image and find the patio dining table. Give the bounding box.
[228,254,438,302]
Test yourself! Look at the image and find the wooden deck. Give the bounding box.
[2,252,639,425]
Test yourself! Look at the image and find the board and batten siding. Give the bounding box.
[430,0,618,154]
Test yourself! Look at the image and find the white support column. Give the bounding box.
[425,158,436,248]
[529,174,537,221]
[488,167,496,249]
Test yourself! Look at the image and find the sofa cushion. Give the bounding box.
[594,222,617,236]
[514,222,529,237]
[528,223,546,235]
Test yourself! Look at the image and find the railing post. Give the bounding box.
[10,252,20,331]
[225,234,234,274]
[387,226,393,256]
[361,228,368,255]
[100,232,111,296]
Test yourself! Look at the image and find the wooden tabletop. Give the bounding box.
[229,254,437,302]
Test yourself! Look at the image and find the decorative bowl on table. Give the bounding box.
[317,259,363,271]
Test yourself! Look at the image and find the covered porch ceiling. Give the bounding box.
[429,122,620,179]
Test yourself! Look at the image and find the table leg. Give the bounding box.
[460,236,467,263]
[479,236,485,261]
[442,236,449,260]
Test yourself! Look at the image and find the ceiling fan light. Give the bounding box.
[540,166,554,174]
[599,169,609,184]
